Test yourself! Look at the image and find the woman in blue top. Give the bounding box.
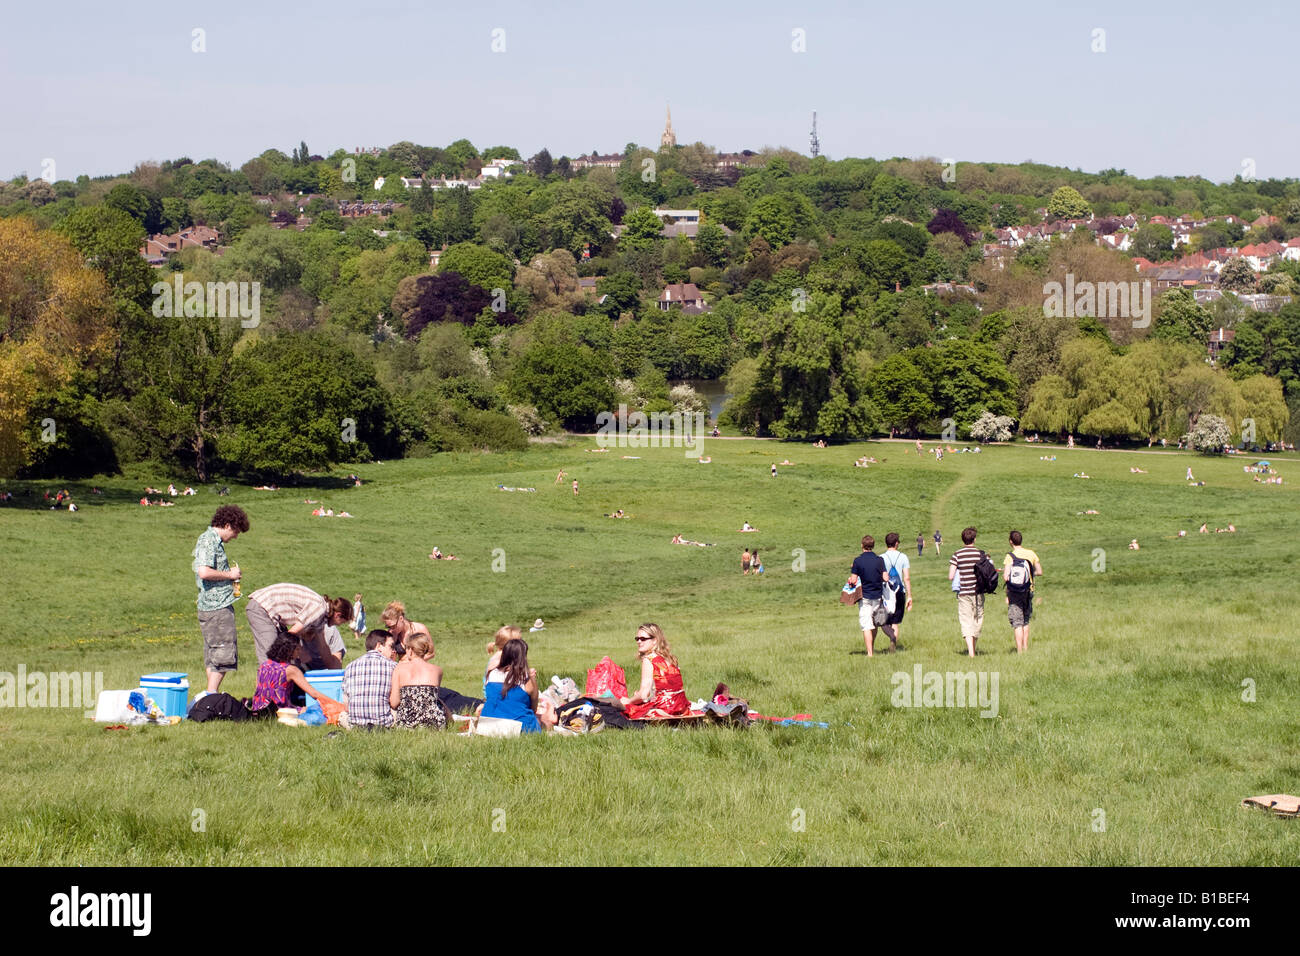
[481,638,541,733]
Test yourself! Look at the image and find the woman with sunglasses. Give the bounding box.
[620,623,690,719]
[379,601,431,646]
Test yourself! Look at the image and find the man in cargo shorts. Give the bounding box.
[193,505,250,693]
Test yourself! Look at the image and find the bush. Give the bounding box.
[507,404,547,436]
[669,384,709,416]
[424,407,529,452]
[1186,414,1231,454]
[969,410,1015,442]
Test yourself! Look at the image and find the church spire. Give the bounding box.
[661,104,676,149]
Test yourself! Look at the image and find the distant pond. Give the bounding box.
[674,379,730,423]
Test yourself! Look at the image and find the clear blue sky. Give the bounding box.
[3,0,1297,183]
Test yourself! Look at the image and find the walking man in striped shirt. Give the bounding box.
[948,527,984,657]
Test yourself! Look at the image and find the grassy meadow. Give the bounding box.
[1,437,1298,865]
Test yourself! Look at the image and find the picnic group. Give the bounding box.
[188,505,741,735]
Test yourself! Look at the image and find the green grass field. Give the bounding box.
[2,438,1298,865]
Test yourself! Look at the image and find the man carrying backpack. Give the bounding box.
[948,527,990,657]
[1003,530,1043,653]
[881,532,912,652]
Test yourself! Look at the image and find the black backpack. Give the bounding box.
[974,551,1000,594]
[187,692,253,722]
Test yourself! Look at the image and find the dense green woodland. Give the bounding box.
[2,140,1298,480]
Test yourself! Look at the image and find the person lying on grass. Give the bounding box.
[617,623,690,720]
[247,634,333,715]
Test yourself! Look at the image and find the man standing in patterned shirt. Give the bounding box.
[192,505,250,694]
[342,629,401,729]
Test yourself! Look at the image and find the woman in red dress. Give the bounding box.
[620,623,690,719]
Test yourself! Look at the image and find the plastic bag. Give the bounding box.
[584,657,628,699]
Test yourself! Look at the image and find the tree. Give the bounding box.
[695,221,728,267]
[1152,288,1213,345]
[931,340,1018,431]
[1021,374,1074,434]
[1047,186,1091,221]
[1236,374,1288,443]
[1130,223,1175,261]
[927,208,973,245]
[619,205,664,251]
[536,183,613,254]
[1079,399,1139,440]
[0,219,115,477]
[726,292,876,439]
[223,334,402,473]
[437,242,513,292]
[515,249,584,311]
[594,273,643,317]
[506,341,615,429]
[868,352,938,433]
[1219,257,1257,293]
[394,271,517,337]
[530,148,554,178]
[104,182,157,231]
[743,193,817,248]
[116,308,244,482]
[1193,220,1243,251]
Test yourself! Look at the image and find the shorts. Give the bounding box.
[858,597,896,638]
[886,590,907,626]
[199,606,238,672]
[1008,594,1033,628]
[957,593,984,639]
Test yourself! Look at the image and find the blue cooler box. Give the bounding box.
[140,671,189,718]
[303,668,345,718]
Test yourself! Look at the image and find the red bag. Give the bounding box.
[584,657,628,699]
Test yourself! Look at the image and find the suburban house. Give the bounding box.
[139,225,221,263]
[572,153,622,170]
[922,282,978,296]
[479,158,523,179]
[1239,241,1284,271]
[654,209,700,224]
[339,200,397,218]
[658,282,710,314]
[1207,327,1235,363]
[400,176,481,191]
[577,276,609,305]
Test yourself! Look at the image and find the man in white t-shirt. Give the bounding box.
[881,532,913,651]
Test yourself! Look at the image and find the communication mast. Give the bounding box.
[809,111,820,158]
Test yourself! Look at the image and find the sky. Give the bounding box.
[3,0,1298,184]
